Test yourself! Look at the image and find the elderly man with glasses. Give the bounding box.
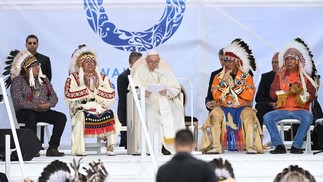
[131,50,185,155]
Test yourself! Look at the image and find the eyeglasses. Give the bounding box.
[223,56,237,63]
[28,42,37,45]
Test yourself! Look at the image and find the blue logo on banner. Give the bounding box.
[84,0,186,52]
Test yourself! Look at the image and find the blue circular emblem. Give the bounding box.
[84,0,186,52]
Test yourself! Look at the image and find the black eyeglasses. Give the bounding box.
[224,56,237,63]
[28,42,37,45]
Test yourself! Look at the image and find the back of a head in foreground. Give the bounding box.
[174,129,194,152]
[209,158,236,182]
[156,129,217,182]
[274,165,316,182]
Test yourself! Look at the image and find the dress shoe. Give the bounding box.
[46,148,65,157]
[107,151,115,156]
[270,145,287,154]
[205,148,219,154]
[76,153,87,157]
[162,145,171,155]
[34,152,40,157]
[246,148,257,154]
[290,146,304,154]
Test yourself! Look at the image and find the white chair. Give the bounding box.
[84,126,128,155]
[277,119,311,153]
[84,137,103,155]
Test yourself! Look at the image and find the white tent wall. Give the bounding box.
[0,0,323,148]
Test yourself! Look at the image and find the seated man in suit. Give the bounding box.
[255,52,279,129]
[200,39,263,154]
[131,50,185,155]
[64,45,121,156]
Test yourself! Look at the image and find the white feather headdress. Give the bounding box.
[68,45,103,86]
[278,38,316,78]
[2,49,45,88]
[223,38,256,73]
[278,38,318,90]
[69,46,98,74]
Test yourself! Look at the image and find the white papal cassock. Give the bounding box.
[131,58,185,154]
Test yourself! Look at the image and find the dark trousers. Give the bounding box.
[120,131,127,148]
[16,109,66,150]
[255,102,274,130]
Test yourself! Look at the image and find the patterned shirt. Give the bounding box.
[10,75,58,111]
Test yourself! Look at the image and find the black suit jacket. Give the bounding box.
[205,68,223,112]
[117,68,130,126]
[35,52,52,81]
[255,70,276,104]
[156,152,217,182]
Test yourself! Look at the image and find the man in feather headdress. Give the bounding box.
[3,50,66,157]
[200,39,263,154]
[64,45,121,156]
[264,38,317,154]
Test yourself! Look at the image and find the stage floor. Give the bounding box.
[1,147,323,182]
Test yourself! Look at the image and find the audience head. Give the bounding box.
[25,34,39,54]
[38,160,71,182]
[145,49,160,71]
[274,165,316,182]
[209,158,235,182]
[174,129,195,152]
[129,52,142,68]
[37,158,109,182]
[272,52,279,72]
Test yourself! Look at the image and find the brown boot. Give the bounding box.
[46,148,65,157]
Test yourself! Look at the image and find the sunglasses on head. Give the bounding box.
[28,42,37,45]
